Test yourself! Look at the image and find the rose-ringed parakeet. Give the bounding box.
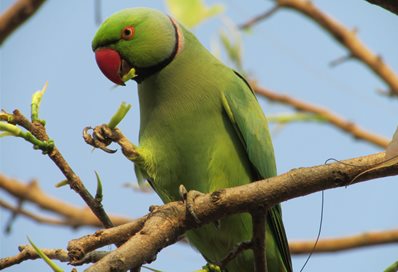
[92,8,292,272]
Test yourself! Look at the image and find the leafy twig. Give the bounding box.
[0,84,114,228]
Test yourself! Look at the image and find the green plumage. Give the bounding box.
[93,8,292,272]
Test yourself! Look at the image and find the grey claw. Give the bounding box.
[179,184,203,224]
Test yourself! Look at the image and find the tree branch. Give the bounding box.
[0,245,109,270]
[252,84,389,148]
[0,198,66,227]
[67,217,148,261]
[366,0,398,16]
[275,0,398,96]
[0,245,68,270]
[2,109,115,228]
[290,228,398,254]
[0,0,46,45]
[70,152,396,271]
[240,0,398,96]
[238,5,280,29]
[0,173,131,228]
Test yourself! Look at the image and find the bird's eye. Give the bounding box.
[121,26,135,40]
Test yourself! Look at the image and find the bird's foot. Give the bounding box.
[179,184,203,224]
[83,124,117,153]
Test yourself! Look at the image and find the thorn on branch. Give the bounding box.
[238,5,280,30]
[329,54,354,67]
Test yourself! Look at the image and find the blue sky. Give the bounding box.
[1,1,398,271]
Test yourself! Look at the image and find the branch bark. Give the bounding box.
[72,152,396,271]
[0,245,68,269]
[0,0,46,45]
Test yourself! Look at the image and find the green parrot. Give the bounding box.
[92,8,292,272]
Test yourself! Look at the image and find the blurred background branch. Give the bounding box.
[0,0,46,45]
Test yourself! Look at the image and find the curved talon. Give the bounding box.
[83,126,95,145]
[179,184,203,224]
[83,125,117,153]
[94,138,117,153]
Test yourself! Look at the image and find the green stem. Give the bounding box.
[108,102,132,129]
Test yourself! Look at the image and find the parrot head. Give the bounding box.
[92,8,180,84]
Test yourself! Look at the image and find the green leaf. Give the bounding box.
[55,179,69,188]
[142,266,163,272]
[386,126,398,159]
[219,27,242,71]
[108,102,132,129]
[31,81,48,124]
[27,237,64,272]
[166,0,224,28]
[122,67,137,82]
[94,171,103,202]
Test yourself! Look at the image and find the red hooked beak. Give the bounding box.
[95,48,127,86]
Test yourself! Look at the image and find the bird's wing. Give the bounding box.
[221,71,293,272]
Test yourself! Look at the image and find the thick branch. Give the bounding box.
[290,228,398,254]
[79,152,396,271]
[0,0,46,45]
[67,217,148,261]
[275,0,398,96]
[0,174,131,228]
[366,0,398,16]
[252,84,389,148]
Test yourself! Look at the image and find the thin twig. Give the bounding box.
[0,198,66,227]
[0,245,108,270]
[0,245,68,270]
[218,241,252,269]
[290,228,398,254]
[238,5,280,29]
[274,0,398,96]
[252,84,389,148]
[0,0,46,45]
[0,173,131,228]
[9,110,114,228]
